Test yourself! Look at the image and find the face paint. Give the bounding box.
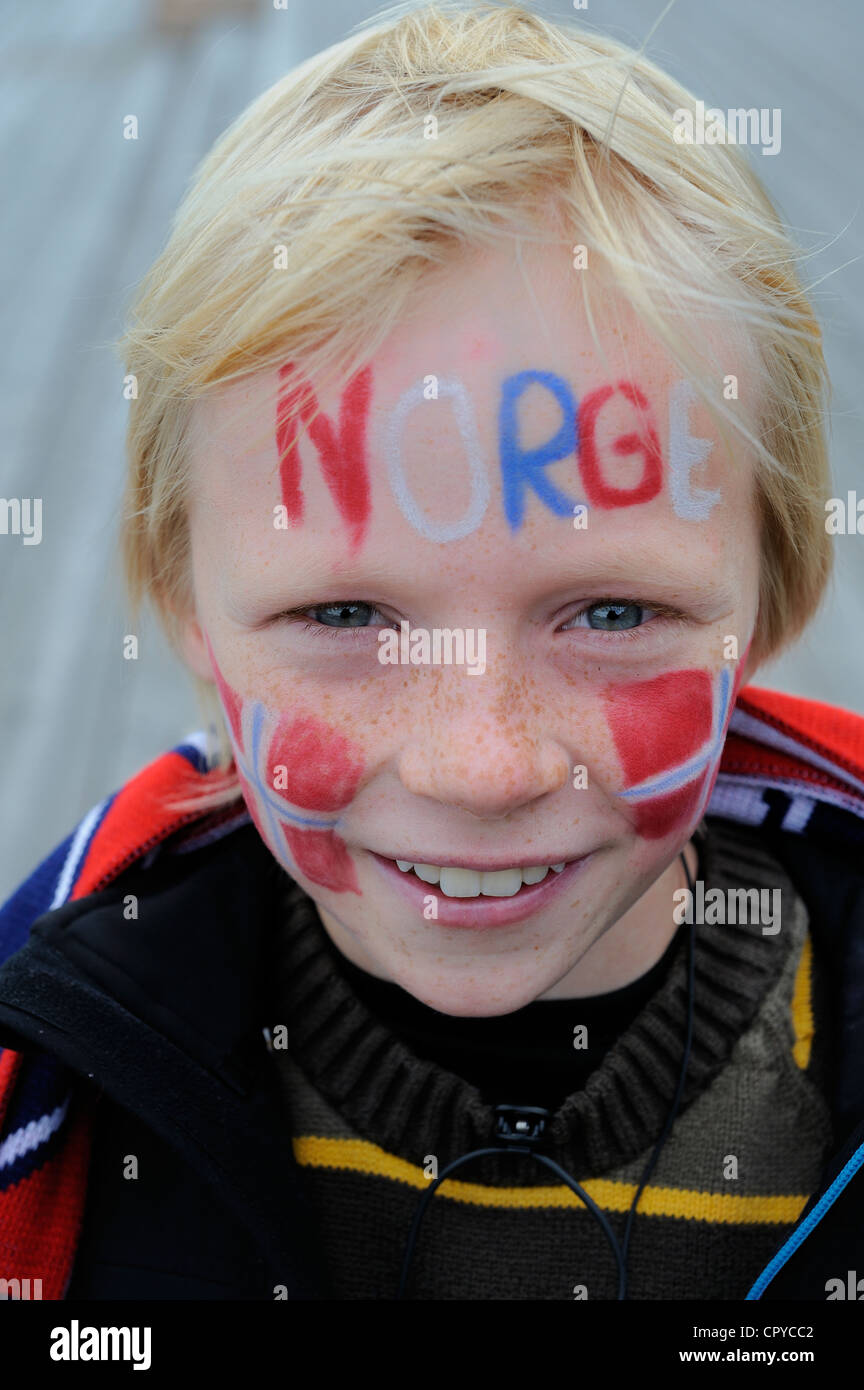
[276,362,373,550]
[498,369,579,530]
[386,377,491,542]
[278,362,719,546]
[577,380,663,510]
[603,665,733,839]
[207,638,364,893]
[668,380,721,521]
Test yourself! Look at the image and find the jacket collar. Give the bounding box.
[0,823,331,1297]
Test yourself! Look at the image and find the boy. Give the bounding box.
[2,0,863,1302]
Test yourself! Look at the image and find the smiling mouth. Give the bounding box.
[389,859,568,898]
[370,851,591,929]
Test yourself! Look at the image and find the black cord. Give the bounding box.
[396,846,698,1301]
[397,1145,625,1300]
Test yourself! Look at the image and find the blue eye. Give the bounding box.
[584,601,645,631]
[309,602,378,628]
[560,600,653,634]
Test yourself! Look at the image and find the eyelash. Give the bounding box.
[559,602,687,643]
[279,602,687,643]
[294,618,381,641]
[283,603,390,641]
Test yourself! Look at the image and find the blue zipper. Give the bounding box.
[746,1140,864,1299]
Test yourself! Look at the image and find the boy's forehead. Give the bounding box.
[188,246,756,577]
[196,246,682,455]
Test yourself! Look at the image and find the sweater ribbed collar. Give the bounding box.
[270,819,802,1177]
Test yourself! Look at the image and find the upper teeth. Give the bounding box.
[394,861,566,898]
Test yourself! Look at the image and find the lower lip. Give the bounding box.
[369,853,593,929]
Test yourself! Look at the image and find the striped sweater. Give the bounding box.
[267,816,831,1298]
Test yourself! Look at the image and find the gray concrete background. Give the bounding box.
[0,0,861,900]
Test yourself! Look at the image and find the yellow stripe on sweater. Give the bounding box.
[293,1136,807,1226]
[791,932,814,1070]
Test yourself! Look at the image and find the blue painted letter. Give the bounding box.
[499,371,579,530]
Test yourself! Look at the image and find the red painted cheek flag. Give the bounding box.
[604,665,734,839]
[217,688,364,895]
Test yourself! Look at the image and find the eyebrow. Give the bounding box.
[534,549,738,609]
[221,541,739,624]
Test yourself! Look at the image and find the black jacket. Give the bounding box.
[1,814,864,1300]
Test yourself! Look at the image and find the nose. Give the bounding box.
[397,678,572,819]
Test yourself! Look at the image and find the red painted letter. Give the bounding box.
[578,381,663,509]
[276,362,373,549]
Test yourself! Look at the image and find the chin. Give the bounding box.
[392,967,552,1019]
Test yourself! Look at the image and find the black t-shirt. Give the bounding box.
[336,923,687,1111]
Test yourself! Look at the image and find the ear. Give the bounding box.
[178,612,216,684]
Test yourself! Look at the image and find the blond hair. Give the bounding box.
[119,0,832,781]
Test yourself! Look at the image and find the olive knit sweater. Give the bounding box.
[268,817,833,1300]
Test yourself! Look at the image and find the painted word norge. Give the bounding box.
[275,363,719,548]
